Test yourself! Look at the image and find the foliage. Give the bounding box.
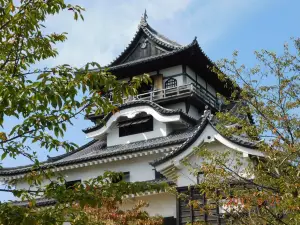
[0,0,159,224]
[78,200,163,225]
[0,172,166,225]
[187,39,300,224]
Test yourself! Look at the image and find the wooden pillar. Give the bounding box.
[153,74,163,90]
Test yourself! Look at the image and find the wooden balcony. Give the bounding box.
[124,83,219,109]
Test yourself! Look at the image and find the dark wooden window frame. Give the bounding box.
[153,169,166,180]
[65,179,81,189]
[176,186,223,225]
[165,77,177,89]
[119,116,153,137]
[112,172,130,183]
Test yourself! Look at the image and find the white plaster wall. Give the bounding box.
[15,154,164,191]
[186,66,196,80]
[148,71,158,76]
[166,103,200,120]
[188,105,200,120]
[166,102,186,112]
[159,65,184,87]
[107,118,170,146]
[186,76,193,85]
[122,193,177,217]
[186,66,216,96]
[176,141,249,187]
[61,154,160,183]
[160,65,182,77]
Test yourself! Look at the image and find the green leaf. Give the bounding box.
[1,152,8,160]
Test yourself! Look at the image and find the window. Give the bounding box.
[154,169,166,180]
[197,171,205,184]
[163,217,176,225]
[165,78,177,89]
[119,116,153,137]
[112,172,130,183]
[177,186,224,224]
[65,180,81,189]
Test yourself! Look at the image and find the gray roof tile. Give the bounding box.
[0,129,194,176]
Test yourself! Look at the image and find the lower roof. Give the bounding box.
[0,128,194,176]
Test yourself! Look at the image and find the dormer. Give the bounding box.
[83,101,196,146]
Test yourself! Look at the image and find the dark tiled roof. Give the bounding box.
[12,198,57,207]
[109,17,182,67]
[224,135,258,149]
[108,40,197,71]
[83,100,196,133]
[0,129,194,176]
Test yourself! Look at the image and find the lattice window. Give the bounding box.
[165,78,177,89]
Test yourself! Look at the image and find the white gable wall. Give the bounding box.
[155,123,262,187]
[188,105,201,120]
[165,102,185,112]
[166,103,200,120]
[176,141,250,187]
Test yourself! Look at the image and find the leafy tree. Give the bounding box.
[78,200,163,225]
[0,0,160,224]
[0,172,165,225]
[186,39,300,224]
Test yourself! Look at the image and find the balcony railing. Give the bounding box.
[123,83,218,109]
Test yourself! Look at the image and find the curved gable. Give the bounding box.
[84,101,195,139]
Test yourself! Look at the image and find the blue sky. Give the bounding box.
[1,0,300,201]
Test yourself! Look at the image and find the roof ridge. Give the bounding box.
[108,14,184,67]
[141,24,182,49]
[47,139,102,162]
[0,129,193,175]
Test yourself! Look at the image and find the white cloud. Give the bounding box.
[40,0,268,68]
[43,0,192,68]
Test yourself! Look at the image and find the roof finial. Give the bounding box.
[139,9,148,27]
[201,105,213,121]
[144,9,148,21]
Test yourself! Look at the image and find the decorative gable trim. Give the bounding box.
[152,107,263,171]
[83,100,196,136]
[108,14,182,67]
[86,106,180,139]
